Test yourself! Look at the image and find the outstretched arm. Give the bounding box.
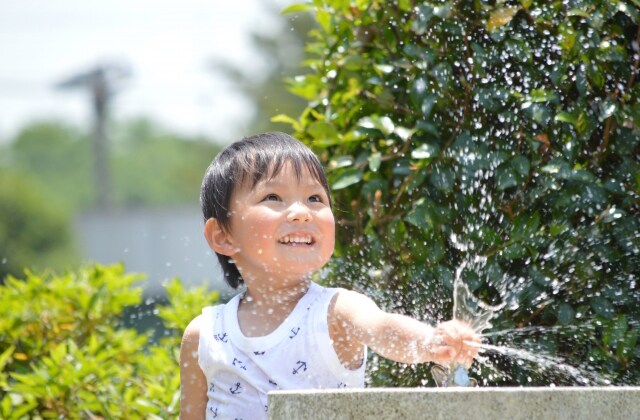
[179,316,208,420]
[329,290,479,366]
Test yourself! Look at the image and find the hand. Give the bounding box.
[429,319,481,368]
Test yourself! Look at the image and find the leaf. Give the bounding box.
[617,329,639,359]
[316,9,332,32]
[398,0,412,12]
[357,116,395,136]
[487,7,520,31]
[421,95,437,119]
[599,100,617,122]
[557,303,575,325]
[368,152,381,172]
[405,199,436,232]
[308,120,338,140]
[510,211,540,240]
[329,155,353,169]
[271,114,302,132]
[567,8,590,18]
[332,168,362,190]
[554,112,577,125]
[387,218,407,248]
[603,315,627,347]
[496,167,518,190]
[394,126,415,142]
[433,2,452,18]
[512,156,530,177]
[558,22,576,52]
[281,3,314,14]
[426,234,445,265]
[0,345,14,370]
[411,143,440,159]
[429,165,455,193]
[374,64,394,75]
[590,296,615,320]
[528,89,558,103]
[409,77,429,107]
[617,2,638,23]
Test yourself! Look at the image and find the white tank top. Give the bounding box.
[198,282,366,420]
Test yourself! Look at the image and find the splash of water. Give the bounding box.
[442,261,610,386]
[453,260,505,332]
[431,260,505,387]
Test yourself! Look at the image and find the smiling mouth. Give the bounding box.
[278,234,314,245]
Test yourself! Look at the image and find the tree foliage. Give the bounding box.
[0,119,223,278]
[0,264,218,418]
[282,0,640,386]
[0,169,77,280]
[4,119,223,210]
[211,4,315,135]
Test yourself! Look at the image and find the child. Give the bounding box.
[180,132,480,419]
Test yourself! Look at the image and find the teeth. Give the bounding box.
[280,235,312,244]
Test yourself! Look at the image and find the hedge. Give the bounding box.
[280,0,640,386]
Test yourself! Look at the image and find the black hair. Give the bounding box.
[200,132,332,289]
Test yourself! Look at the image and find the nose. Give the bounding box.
[287,201,312,223]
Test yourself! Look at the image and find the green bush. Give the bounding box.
[0,264,218,418]
[281,0,639,385]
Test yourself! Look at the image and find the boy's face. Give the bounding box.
[223,162,335,283]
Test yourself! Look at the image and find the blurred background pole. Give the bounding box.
[90,70,110,209]
[56,63,130,210]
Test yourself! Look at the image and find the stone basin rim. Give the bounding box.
[270,385,640,395]
[268,386,640,420]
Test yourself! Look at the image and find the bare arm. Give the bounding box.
[179,316,207,420]
[330,290,479,366]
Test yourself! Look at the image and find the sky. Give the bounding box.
[0,0,291,144]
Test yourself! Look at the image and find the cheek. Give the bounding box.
[318,209,336,242]
[234,208,279,234]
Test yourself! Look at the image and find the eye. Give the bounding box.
[308,195,323,203]
[263,193,280,202]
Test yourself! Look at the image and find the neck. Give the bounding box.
[236,278,311,338]
[242,277,311,309]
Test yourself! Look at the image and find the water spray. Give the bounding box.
[431,261,505,387]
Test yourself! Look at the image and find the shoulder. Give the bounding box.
[181,315,204,359]
[331,289,380,315]
[183,314,204,338]
[329,289,383,326]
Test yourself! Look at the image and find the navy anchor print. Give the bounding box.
[292,361,307,375]
[229,382,242,395]
[289,327,300,339]
[232,357,247,370]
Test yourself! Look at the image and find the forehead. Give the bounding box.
[237,160,325,193]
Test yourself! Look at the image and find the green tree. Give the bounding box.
[4,118,223,210]
[0,169,77,279]
[0,119,223,279]
[282,0,639,386]
[8,121,92,209]
[211,4,315,135]
[110,118,222,207]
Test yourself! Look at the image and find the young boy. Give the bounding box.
[180,132,480,419]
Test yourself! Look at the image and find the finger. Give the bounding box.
[432,346,456,365]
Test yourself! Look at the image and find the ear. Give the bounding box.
[204,218,237,256]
